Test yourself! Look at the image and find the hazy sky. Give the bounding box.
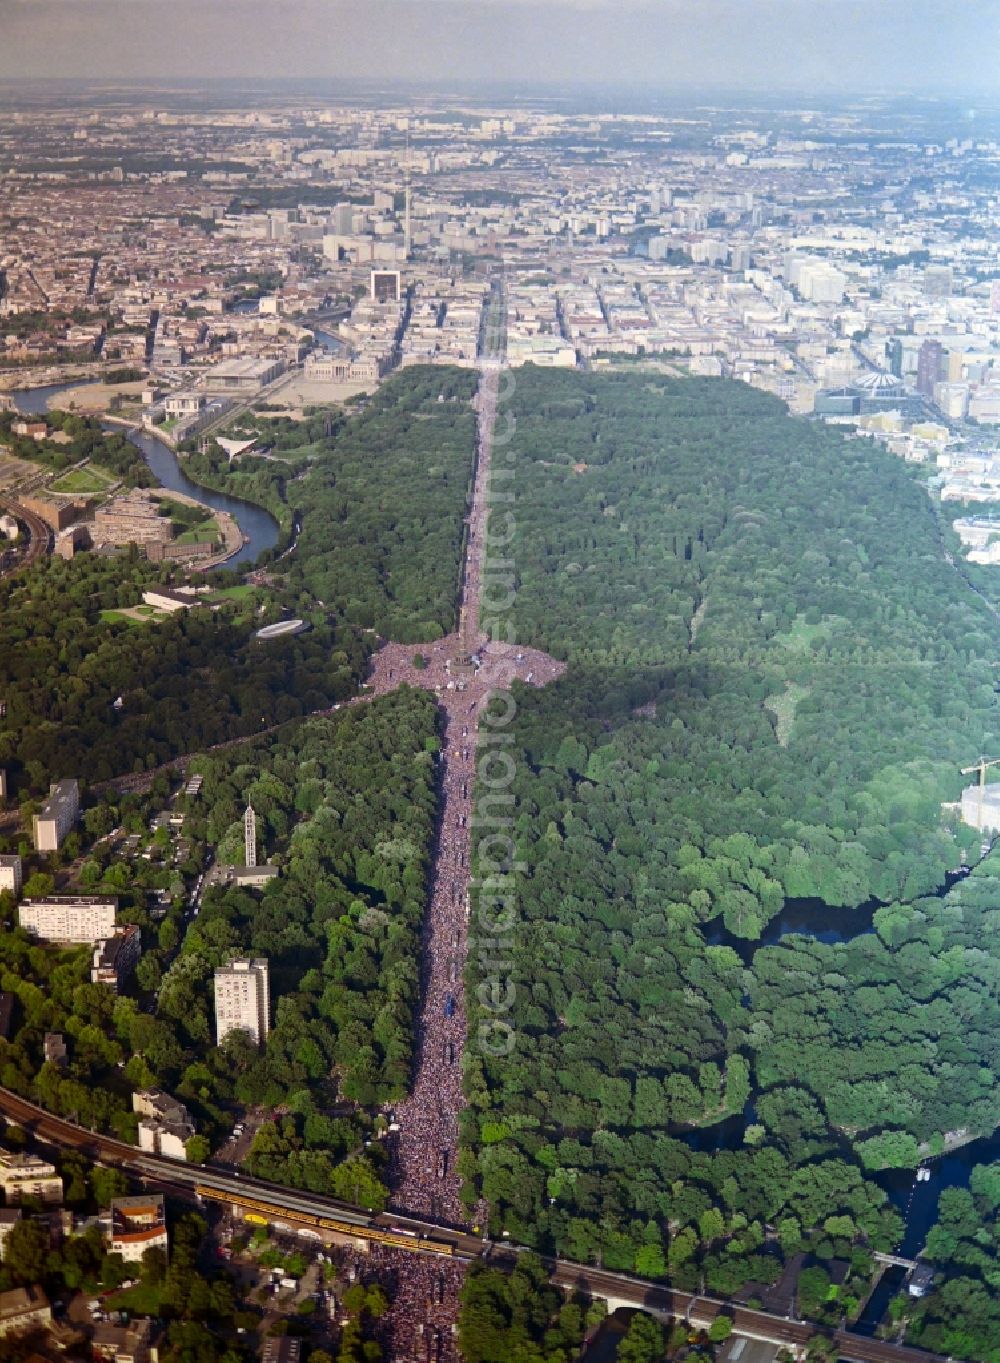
[2,0,1000,91]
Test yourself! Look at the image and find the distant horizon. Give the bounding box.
[0,74,997,115]
[3,0,1000,94]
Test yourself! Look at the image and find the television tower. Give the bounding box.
[404,131,411,260]
[244,802,257,868]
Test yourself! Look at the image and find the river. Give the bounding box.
[11,381,280,567]
[233,297,343,353]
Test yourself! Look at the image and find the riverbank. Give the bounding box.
[125,424,279,569]
[11,384,280,568]
[0,363,108,393]
[45,379,146,413]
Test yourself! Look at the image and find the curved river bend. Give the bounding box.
[12,382,279,568]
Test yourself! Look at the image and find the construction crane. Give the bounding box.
[961,756,1000,830]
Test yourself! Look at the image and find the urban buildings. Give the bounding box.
[19,894,117,948]
[371,269,401,302]
[90,926,142,991]
[0,1286,51,1339]
[32,778,79,853]
[93,490,176,547]
[214,957,270,1048]
[133,1091,196,1161]
[19,895,117,945]
[92,1317,154,1363]
[0,1148,63,1205]
[0,1211,20,1261]
[107,1196,169,1264]
[0,856,21,899]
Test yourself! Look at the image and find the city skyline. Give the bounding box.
[3,0,1000,93]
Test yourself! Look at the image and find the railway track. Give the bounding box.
[0,1082,952,1363]
[0,495,52,578]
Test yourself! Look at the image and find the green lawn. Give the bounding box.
[210,585,256,602]
[49,465,115,494]
[106,1282,163,1316]
[175,520,218,544]
[99,609,140,626]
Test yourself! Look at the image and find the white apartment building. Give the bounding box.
[0,857,21,898]
[32,778,79,853]
[214,957,270,1048]
[19,896,117,945]
[133,1091,195,1161]
[108,1196,168,1264]
[0,1149,63,1205]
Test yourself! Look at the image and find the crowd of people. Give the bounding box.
[350,369,564,1358]
[361,1242,469,1362]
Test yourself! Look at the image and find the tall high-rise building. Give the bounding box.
[331,203,355,235]
[214,958,270,1048]
[32,779,79,853]
[244,803,257,869]
[885,338,904,379]
[371,269,401,303]
[917,339,945,396]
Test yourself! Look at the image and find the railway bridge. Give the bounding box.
[0,1085,954,1363]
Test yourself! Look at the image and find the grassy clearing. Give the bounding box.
[175,520,218,544]
[105,1282,163,1316]
[764,682,810,747]
[210,584,257,602]
[772,613,842,652]
[49,464,115,494]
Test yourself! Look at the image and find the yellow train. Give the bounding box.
[195,1186,454,1258]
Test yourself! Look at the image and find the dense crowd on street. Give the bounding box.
[304,372,564,1359]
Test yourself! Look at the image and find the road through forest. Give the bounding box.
[362,361,565,1361]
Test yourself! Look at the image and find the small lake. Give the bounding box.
[705,896,879,962]
[12,382,280,567]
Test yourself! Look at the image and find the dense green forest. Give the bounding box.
[154,689,439,1202]
[0,553,366,790]
[0,691,438,1209]
[458,1253,600,1363]
[180,365,479,637]
[463,369,1000,1293]
[277,365,478,639]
